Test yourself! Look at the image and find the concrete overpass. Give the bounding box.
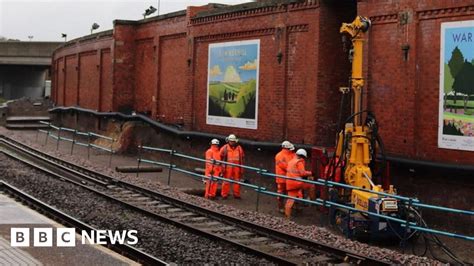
[0,41,61,100]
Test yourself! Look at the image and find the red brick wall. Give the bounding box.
[111,16,189,115]
[52,1,354,146]
[158,34,188,124]
[56,58,65,105]
[64,55,77,106]
[359,0,474,164]
[52,33,113,109]
[316,1,356,146]
[100,49,113,112]
[78,51,99,110]
[112,24,136,112]
[134,38,155,114]
[51,0,474,165]
[189,1,347,144]
[285,31,315,144]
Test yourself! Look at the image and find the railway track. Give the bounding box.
[0,135,388,265]
[0,181,167,266]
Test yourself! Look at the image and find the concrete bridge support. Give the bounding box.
[0,41,60,100]
[0,65,49,100]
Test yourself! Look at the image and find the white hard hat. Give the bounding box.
[281,140,292,149]
[210,139,220,145]
[289,144,295,151]
[228,134,238,142]
[296,149,307,158]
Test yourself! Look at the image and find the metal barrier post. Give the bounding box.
[256,185,261,212]
[255,169,265,212]
[87,132,91,159]
[348,209,353,239]
[208,159,219,199]
[208,173,213,196]
[44,127,50,146]
[401,198,413,249]
[167,149,175,186]
[136,145,142,178]
[56,127,61,150]
[109,150,113,167]
[323,176,329,212]
[36,129,40,142]
[71,130,77,155]
[108,138,114,167]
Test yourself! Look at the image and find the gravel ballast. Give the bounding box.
[0,154,270,264]
[0,129,439,264]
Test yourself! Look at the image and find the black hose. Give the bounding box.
[410,207,466,264]
[411,231,427,257]
[336,84,349,135]
[343,110,371,125]
[327,131,347,183]
[367,111,387,179]
[374,133,387,177]
[327,84,351,183]
[327,110,344,181]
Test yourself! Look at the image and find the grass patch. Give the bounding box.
[209,80,256,118]
[445,100,474,108]
[443,112,474,123]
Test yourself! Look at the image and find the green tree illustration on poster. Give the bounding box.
[448,46,464,104]
[452,61,474,113]
[444,64,454,110]
[440,22,474,149]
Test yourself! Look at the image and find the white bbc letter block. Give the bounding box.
[11,228,30,247]
[34,228,53,247]
[57,228,76,247]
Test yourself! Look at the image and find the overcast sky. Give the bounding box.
[0,0,250,42]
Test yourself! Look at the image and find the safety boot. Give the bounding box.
[285,199,295,218]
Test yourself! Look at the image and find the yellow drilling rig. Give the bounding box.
[319,16,413,240]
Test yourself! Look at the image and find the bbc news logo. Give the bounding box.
[11,228,138,247]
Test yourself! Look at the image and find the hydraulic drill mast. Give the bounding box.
[340,16,369,127]
[336,16,396,213]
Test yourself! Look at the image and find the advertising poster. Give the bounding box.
[207,40,260,129]
[439,20,474,151]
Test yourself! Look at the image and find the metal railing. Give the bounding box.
[37,122,115,166]
[136,144,474,242]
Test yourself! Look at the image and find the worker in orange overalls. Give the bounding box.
[274,140,295,213]
[220,134,244,199]
[285,149,314,218]
[204,139,222,200]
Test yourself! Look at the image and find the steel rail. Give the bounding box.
[0,139,295,265]
[0,135,388,265]
[0,181,167,266]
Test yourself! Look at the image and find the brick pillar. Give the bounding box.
[112,22,137,113]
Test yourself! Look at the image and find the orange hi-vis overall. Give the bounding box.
[220,144,244,198]
[204,145,222,199]
[285,157,313,218]
[274,149,295,209]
